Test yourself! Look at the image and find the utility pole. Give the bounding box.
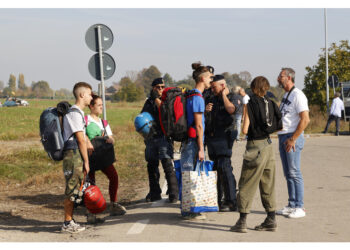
[325,8,329,113]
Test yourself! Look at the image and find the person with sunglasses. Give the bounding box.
[140,77,178,203]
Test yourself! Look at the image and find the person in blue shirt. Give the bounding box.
[180,62,212,220]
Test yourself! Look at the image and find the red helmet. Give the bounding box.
[84,185,107,214]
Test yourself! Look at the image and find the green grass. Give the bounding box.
[0,148,61,181]
[0,99,143,140]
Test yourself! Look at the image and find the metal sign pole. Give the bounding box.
[97,25,107,120]
[332,76,336,95]
[325,8,329,114]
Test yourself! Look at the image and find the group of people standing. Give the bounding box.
[58,64,310,234]
[141,63,310,233]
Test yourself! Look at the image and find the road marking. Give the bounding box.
[127,219,150,235]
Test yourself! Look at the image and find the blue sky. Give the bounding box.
[1,6,350,91]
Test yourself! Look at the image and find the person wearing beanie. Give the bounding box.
[140,77,178,203]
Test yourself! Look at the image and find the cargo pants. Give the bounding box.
[237,138,276,213]
[62,149,84,200]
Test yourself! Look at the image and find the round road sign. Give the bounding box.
[88,52,116,81]
[85,24,114,52]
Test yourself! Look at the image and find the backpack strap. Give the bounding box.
[185,90,204,138]
[84,115,89,126]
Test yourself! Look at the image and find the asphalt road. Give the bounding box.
[1,135,350,242]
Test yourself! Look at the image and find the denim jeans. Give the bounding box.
[324,114,340,133]
[235,114,242,140]
[180,138,199,216]
[278,133,305,208]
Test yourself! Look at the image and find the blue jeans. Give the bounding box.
[278,133,305,208]
[180,139,199,216]
[235,114,242,140]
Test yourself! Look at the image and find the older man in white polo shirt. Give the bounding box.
[323,92,344,136]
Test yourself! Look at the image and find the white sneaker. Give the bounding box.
[61,220,86,233]
[276,206,294,215]
[288,208,306,218]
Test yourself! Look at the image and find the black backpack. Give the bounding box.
[39,101,84,161]
[158,87,202,142]
[247,95,282,136]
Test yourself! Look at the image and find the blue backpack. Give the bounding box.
[39,101,84,161]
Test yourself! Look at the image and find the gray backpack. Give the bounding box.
[39,102,84,161]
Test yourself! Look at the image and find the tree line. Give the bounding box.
[2,39,349,109]
[0,74,73,99]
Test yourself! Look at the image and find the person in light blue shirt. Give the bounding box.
[323,92,344,136]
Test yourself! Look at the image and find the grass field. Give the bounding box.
[0,99,147,192]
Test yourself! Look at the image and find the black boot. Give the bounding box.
[230,213,248,233]
[161,159,179,203]
[255,212,277,232]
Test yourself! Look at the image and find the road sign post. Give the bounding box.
[85,24,115,120]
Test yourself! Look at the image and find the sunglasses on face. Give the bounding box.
[155,85,165,90]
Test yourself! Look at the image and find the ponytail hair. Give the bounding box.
[191,62,210,83]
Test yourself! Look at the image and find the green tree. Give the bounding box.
[8,74,16,93]
[175,75,195,89]
[115,77,145,102]
[163,73,175,87]
[18,73,27,90]
[304,40,350,111]
[135,65,162,95]
[31,81,53,98]
[55,88,73,98]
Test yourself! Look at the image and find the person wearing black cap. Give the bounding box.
[205,74,239,212]
[140,77,178,203]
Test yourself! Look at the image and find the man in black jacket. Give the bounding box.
[205,75,239,212]
[141,78,178,203]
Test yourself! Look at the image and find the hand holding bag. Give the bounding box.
[181,160,218,213]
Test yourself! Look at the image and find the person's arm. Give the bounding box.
[284,111,310,152]
[86,137,94,156]
[222,88,235,114]
[242,105,250,135]
[194,112,204,161]
[76,131,90,174]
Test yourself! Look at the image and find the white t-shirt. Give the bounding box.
[278,87,309,135]
[63,105,86,143]
[330,97,344,117]
[87,115,113,136]
[242,95,250,105]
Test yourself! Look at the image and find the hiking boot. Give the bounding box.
[335,132,339,136]
[276,206,294,216]
[230,218,247,233]
[145,193,162,202]
[110,202,127,216]
[61,220,86,233]
[168,194,178,203]
[182,213,207,220]
[288,208,306,218]
[255,216,277,232]
[86,213,105,224]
